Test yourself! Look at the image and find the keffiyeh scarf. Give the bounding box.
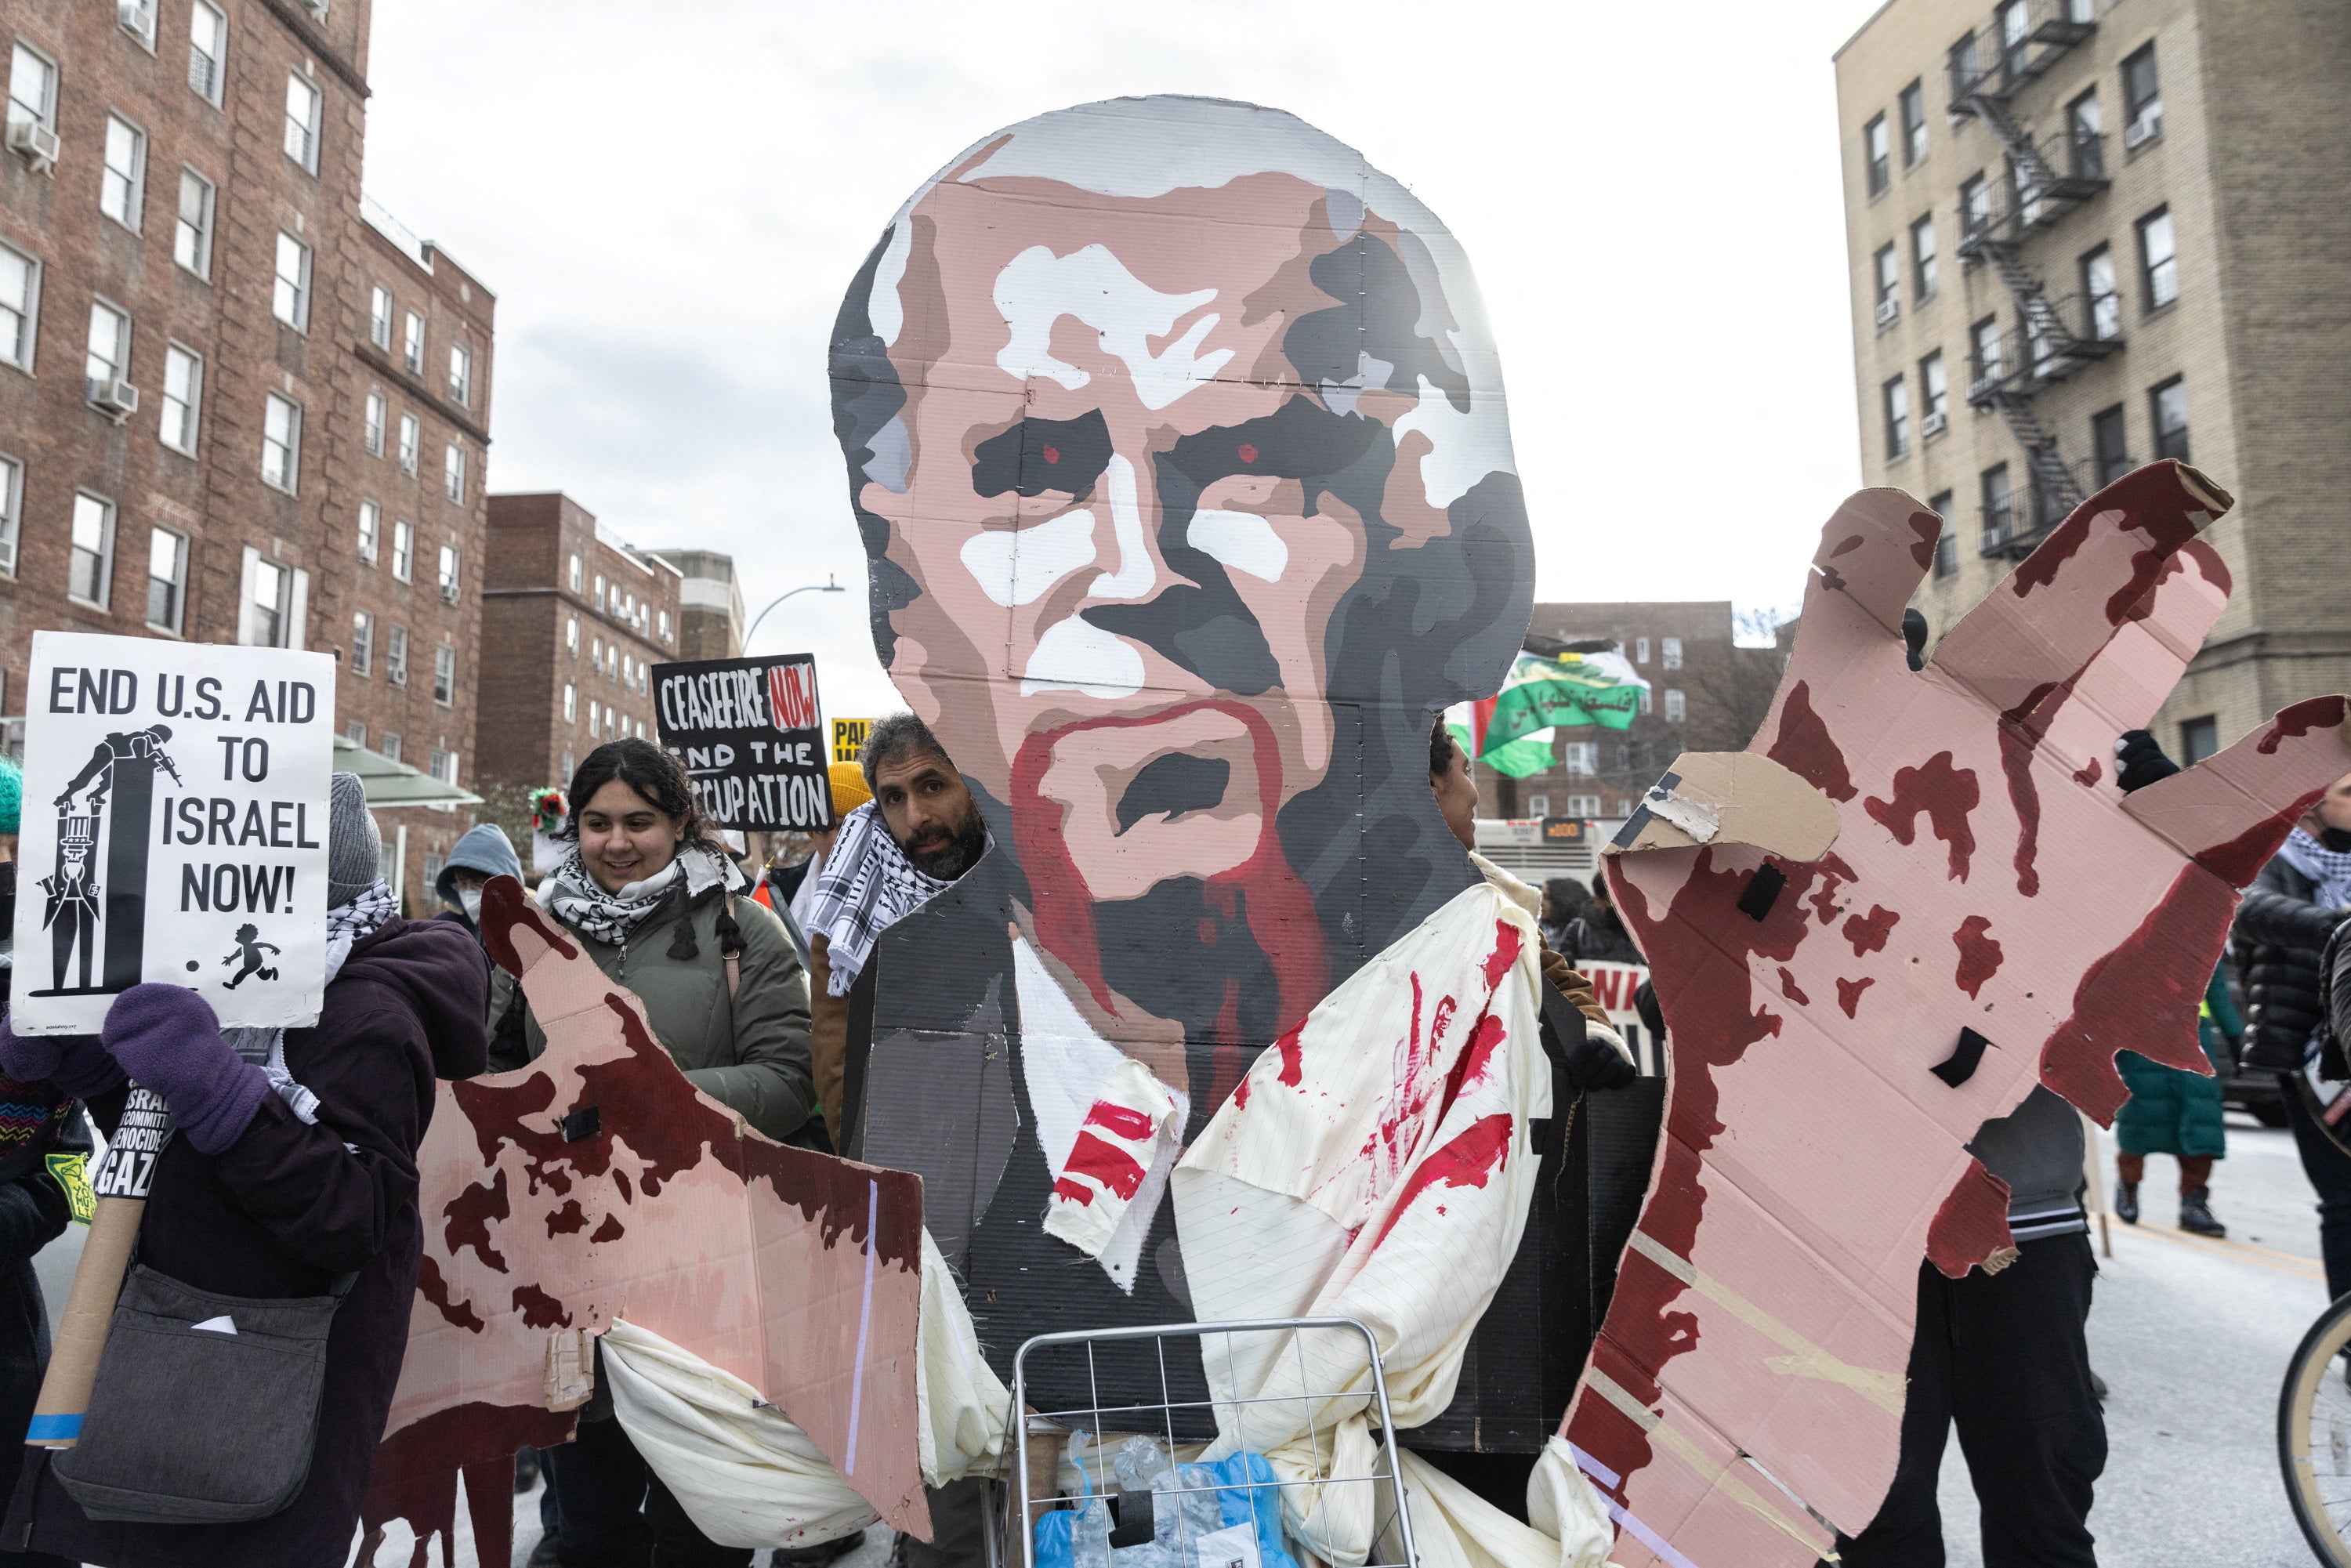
[226,878,401,1126]
[536,842,741,949]
[2282,827,2351,913]
[803,802,951,996]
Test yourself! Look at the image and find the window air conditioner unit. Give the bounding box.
[1875,297,1900,327]
[117,0,154,34]
[300,0,328,18]
[6,119,59,172]
[86,378,140,422]
[2125,110,2161,150]
[1922,410,1948,437]
[440,580,460,605]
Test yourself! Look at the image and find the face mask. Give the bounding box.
[460,887,484,923]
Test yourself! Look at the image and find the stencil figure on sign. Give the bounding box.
[219,924,281,988]
[38,820,100,993]
[40,724,183,993]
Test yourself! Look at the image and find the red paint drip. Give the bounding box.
[1442,1014,1508,1115]
[1766,681,1858,802]
[2179,536,2232,594]
[415,1254,484,1334]
[1806,852,1859,926]
[1083,1101,1156,1141]
[1063,1132,1147,1200]
[1042,444,1060,465]
[1907,511,1941,571]
[1952,915,2003,998]
[545,1200,587,1237]
[589,1212,625,1244]
[1835,976,1875,1018]
[1238,443,1259,463]
[2009,462,2201,602]
[1996,670,2085,898]
[1777,966,1809,1005]
[2199,787,2326,888]
[1842,904,1900,958]
[1863,751,1980,881]
[445,1168,512,1273]
[512,1284,572,1329]
[1480,919,1524,992]
[2258,694,2349,755]
[1233,1074,1250,1110]
[1370,1113,1511,1249]
[1274,1021,1306,1088]
[1828,532,1867,559]
[362,1402,577,1568]
[2041,860,2234,1124]
[2074,758,2103,788]
[1052,1176,1094,1207]
[1925,1159,2013,1277]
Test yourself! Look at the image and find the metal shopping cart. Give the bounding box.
[1002,1318,1422,1568]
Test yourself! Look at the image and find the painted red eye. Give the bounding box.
[1238,443,1259,464]
[1041,444,1060,465]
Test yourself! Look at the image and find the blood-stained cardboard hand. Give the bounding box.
[1560,462,2351,1565]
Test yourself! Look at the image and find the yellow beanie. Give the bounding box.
[829,761,874,817]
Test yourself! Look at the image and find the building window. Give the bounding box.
[1632,636,1650,664]
[398,412,420,475]
[1882,375,1911,459]
[437,541,459,601]
[2081,245,2121,340]
[119,0,158,49]
[2137,208,2177,310]
[1899,79,1926,167]
[248,555,295,646]
[563,684,578,723]
[187,2,226,103]
[370,284,392,349]
[402,310,424,374]
[381,731,401,765]
[262,393,301,491]
[443,442,465,503]
[273,231,311,330]
[2067,89,2103,179]
[1864,113,1889,195]
[161,343,202,454]
[2092,404,2129,487]
[1873,244,1899,323]
[146,526,186,632]
[86,299,130,385]
[345,719,364,747]
[174,168,214,277]
[283,71,321,172]
[1910,215,1937,300]
[1980,463,2013,550]
[561,748,574,779]
[595,574,607,611]
[2150,377,2190,462]
[591,636,603,673]
[357,498,379,563]
[0,242,37,369]
[567,615,579,656]
[351,610,372,675]
[657,609,670,643]
[100,116,147,231]
[430,749,458,788]
[386,625,408,686]
[1663,690,1686,725]
[69,493,114,607]
[0,452,18,574]
[8,43,56,136]
[1563,741,1598,775]
[448,344,472,406]
[1929,491,1957,578]
[1970,313,2003,389]
[2179,715,2219,765]
[1960,172,1990,240]
[391,518,414,581]
[364,389,386,454]
[1661,637,1683,672]
[567,553,582,592]
[433,645,455,704]
[1921,350,1947,427]
[588,699,600,736]
[2122,43,2161,147]
[1566,795,1602,818]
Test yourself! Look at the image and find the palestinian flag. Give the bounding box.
[1447,650,1650,780]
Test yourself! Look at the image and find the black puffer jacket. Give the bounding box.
[2233,852,2348,1071]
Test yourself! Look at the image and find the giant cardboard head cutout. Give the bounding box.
[828,95,1531,1408]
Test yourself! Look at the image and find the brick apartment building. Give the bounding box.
[0,0,494,911]
[1473,601,1780,824]
[1836,0,2350,761]
[476,491,681,800]
[651,547,743,661]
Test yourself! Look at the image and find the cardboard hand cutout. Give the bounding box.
[1565,462,2351,1563]
[364,878,926,1564]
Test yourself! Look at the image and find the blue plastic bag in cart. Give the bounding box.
[1033,1449,1299,1568]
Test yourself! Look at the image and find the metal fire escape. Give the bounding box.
[1947,2,2121,557]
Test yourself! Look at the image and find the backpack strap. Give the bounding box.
[717,891,745,1001]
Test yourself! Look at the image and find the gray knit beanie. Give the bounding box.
[328,773,383,907]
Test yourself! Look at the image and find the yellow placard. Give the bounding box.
[831,717,874,766]
[45,1152,93,1226]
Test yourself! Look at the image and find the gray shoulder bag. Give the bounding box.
[51,1260,356,1523]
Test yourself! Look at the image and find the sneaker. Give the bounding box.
[2179,1186,2226,1237]
[2115,1179,2139,1224]
[526,1535,562,1568]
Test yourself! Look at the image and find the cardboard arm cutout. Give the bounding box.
[1563,463,2351,1564]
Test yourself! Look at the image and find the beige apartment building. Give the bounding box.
[1835,0,2350,762]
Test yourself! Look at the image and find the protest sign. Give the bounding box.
[651,654,832,831]
[830,717,872,766]
[12,632,334,1034]
[1580,959,1665,1077]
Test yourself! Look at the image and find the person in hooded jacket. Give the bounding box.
[2234,768,2351,1298]
[1559,871,1643,967]
[489,737,813,1568]
[435,821,524,1031]
[0,773,488,1567]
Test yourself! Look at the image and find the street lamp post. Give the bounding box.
[742,575,846,650]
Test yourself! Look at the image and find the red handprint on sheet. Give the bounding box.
[1560,462,2351,1565]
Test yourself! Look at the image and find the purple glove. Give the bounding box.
[101,985,268,1156]
[0,1012,128,1099]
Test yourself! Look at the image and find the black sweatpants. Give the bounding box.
[1833,1232,2105,1568]
[545,1413,752,1568]
[2283,1081,2351,1299]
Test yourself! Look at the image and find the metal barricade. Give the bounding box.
[1005,1317,1419,1568]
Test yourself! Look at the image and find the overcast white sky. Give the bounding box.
[361,0,1885,719]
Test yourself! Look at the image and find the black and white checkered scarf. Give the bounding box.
[802,802,951,996]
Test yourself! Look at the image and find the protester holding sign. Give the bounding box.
[0,773,489,1566]
[490,737,813,1568]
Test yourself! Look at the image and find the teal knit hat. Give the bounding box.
[0,757,20,835]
